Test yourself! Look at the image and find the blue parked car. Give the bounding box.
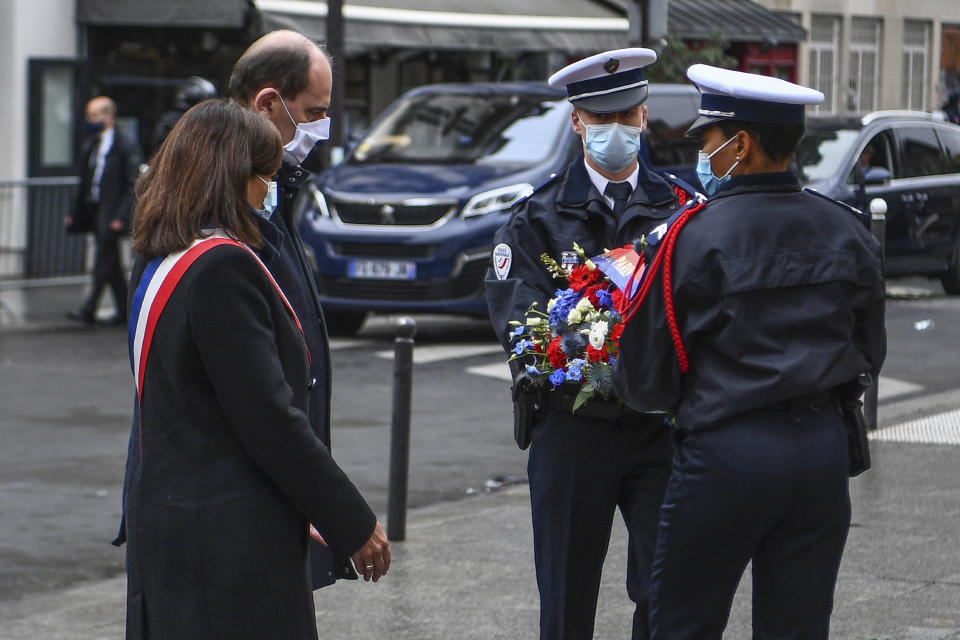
[295,81,700,334]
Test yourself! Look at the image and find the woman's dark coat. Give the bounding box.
[125,245,375,639]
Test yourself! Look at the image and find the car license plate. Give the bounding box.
[348,260,416,280]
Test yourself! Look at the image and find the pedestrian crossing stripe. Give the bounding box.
[870,408,960,446]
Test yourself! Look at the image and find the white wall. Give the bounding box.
[0,0,77,180]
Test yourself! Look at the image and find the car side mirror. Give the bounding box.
[862,166,891,185]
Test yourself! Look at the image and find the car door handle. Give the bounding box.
[901,194,915,203]
[915,192,928,202]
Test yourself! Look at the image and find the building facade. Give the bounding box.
[757,0,960,115]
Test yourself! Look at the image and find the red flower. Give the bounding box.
[584,283,604,306]
[568,265,600,292]
[608,323,624,356]
[546,336,566,369]
[586,344,607,363]
[611,289,626,313]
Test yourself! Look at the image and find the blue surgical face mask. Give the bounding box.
[582,122,644,173]
[696,135,740,196]
[255,175,278,218]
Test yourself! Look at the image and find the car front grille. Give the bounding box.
[330,242,435,259]
[332,200,454,226]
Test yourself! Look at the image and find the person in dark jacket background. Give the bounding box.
[124,99,388,639]
[65,95,141,324]
[613,65,886,638]
[486,48,693,640]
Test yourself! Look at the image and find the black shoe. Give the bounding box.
[106,314,127,326]
[67,309,94,325]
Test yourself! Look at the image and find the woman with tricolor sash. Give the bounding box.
[123,99,385,639]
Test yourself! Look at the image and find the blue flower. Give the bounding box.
[525,364,541,376]
[565,358,586,381]
[512,338,533,355]
[596,287,613,309]
[511,325,526,338]
[549,369,566,387]
[548,288,580,326]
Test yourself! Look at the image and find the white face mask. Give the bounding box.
[278,94,331,165]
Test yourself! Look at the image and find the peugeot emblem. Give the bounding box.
[379,204,396,224]
[603,58,620,74]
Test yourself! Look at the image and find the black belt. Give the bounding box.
[761,389,840,423]
[544,389,658,423]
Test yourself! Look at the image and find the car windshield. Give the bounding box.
[351,91,569,165]
[794,126,862,183]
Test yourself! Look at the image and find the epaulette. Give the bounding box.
[661,172,706,207]
[511,172,562,211]
[804,187,869,222]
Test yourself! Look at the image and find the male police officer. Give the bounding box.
[613,65,886,637]
[486,48,692,640]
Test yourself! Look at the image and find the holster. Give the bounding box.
[511,372,542,450]
[840,374,873,477]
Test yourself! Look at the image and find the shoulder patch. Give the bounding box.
[492,243,512,280]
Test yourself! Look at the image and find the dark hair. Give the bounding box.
[718,120,805,161]
[228,36,318,104]
[132,99,282,257]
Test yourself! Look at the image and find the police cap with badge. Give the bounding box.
[548,47,658,113]
[685,63,824,135]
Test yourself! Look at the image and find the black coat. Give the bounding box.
[68,127,141,236]
[613,172,887,430]
[125,244,376,639]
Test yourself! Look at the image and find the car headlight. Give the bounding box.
[461,183,534,219]
[304,182,331,231]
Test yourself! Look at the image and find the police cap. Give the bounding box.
[685,64,824,136]
[548,48,657,114]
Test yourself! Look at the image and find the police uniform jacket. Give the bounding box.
[68,128,141,236]
[613,172,886,430]
[486,153,682,348]
[124,244,376,639]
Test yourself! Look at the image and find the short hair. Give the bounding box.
[227,33,329,104]
[718,120,805,161]
[132,99,282,256]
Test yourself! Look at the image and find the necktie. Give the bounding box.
[604,181,633,219]
[89,135,103,202]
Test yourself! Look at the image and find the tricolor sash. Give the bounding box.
[128,230,307,404]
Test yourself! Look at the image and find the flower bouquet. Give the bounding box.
[507,243,641,413]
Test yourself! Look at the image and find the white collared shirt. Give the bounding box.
[90,126,115,203]
[583,158,639,211]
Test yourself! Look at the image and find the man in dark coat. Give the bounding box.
[613,65,886,638]
[65,95,141,324]
[485,48,693,640]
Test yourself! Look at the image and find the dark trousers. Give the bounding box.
[82,227,127,319]
[528,409,672,640]
[650,408,851,639]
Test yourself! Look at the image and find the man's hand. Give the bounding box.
[351,522,390,582]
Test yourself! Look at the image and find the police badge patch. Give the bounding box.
[493,244,512,280]
[561,250,580,274]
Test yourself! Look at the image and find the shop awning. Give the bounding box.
[255,0,631,53]
[76,0,251,28]
[666,0,807,44]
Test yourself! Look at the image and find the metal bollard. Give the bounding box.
[387,316,416,541]
[863,197,887,431]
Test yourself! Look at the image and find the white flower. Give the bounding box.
[567,307,582,324]
[526,317,543,327]
[547,298,557,312]
[575,297,594,313]
[588,321,608,349]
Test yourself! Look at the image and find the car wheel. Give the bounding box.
[939,235,960,295]
[324,310,368,336]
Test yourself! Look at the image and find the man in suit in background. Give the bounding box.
[66,95,141,325]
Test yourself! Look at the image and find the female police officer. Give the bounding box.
[486,49,695,640]
[613,65,886,638]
